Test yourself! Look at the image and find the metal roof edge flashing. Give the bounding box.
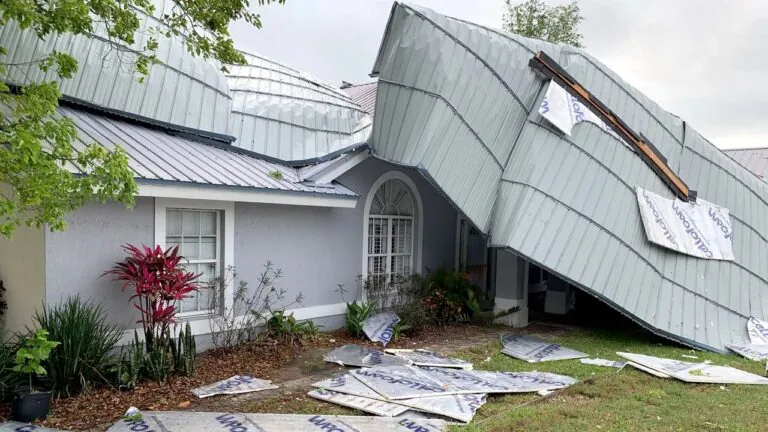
[58,95,236,144]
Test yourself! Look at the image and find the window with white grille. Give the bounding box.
[366,178,415,283]
[165,209,221,315]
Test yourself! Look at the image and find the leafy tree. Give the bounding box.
[502,0,584,47]
[0,0,284,237]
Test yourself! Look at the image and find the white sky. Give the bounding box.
[230,0,768,149]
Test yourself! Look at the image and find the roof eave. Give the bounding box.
[136,180,358,209]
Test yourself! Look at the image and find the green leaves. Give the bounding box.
[1,0,285,237]
[12,329,60,381]
[503,0,585,48]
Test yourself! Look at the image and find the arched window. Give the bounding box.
[363,172,422,285]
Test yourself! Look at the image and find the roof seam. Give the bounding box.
[231,110,371,136]
[528,118,768,246]
[401,3,529,114]
[379,78,504,169]
[499,179,749,320]
[230,88,368,114]
[227,74,356,102]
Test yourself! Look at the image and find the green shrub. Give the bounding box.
[263,311,321,345]
[34,296,125,396]
[116,322,196,388]
[345,301,373,337]
[421,267,477,326]
[0,338,19,401]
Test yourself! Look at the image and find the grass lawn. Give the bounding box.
[451,327,768,432]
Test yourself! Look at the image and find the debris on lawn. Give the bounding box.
[363,312,401,345]
[310,363,576,423]
[308,388,410,417]
[124,406,142,421]
[726,343,768,361]
[681,355,699,359]
[580,358,626,368]
[385,349,473,369]
[623,361,672,378]
[191,375,279,398]
[104,411,448,431]
[312,374,485,423]
[0,422,66,431]
[323,344,411,367]
[616,352,768,385]
[747,316,768,344]
[500,334,587,363]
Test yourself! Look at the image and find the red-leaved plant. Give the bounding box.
[103,244,201,348]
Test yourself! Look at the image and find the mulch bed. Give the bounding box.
[0,323,501,431]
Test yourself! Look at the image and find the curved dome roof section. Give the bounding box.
[226,51,372,161]
[0,0,232,137]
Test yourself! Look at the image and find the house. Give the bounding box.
[2,2,767,353]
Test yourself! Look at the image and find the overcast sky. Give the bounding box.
[230,0,768,150]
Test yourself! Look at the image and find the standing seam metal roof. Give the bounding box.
[59,104,357,197]
[724,148,768,179]
[370,2,768,352]
[342,81,379,115]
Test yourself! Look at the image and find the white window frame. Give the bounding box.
[362,171,423,289]
[155,198,235,317]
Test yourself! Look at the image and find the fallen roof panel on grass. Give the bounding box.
[368,2,768,353]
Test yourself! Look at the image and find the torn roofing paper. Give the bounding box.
[106,412,446,432]
[747,317,768,345]
[308,388,409,417]
[636,187,734,261]
[369,2,768,353]
[616,352,768,385]
[385,349,473,369]
[419,366,576,393]
[363,312,401,345]
[323,344,412,367]
[191,375,278,398]
[313,374,485,423]
[500,334,587,362]
[726,344,768,362]
[350,366,461,400]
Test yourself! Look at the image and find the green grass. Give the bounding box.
[450,327,768,432]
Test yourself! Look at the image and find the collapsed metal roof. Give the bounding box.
[370,2,768,352]
[724,148,768,179]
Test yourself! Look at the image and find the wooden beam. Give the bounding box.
[529,51,696,202]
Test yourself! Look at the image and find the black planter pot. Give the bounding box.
[11,386,53,423]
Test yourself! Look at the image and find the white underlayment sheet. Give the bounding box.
[191,375,278,398]
[616,352,768,384]
[635,187,734,261]
[362,312,401,346]
[104,411,447,431]
[323,344,411,367]
[500,334,587,362]
[385,349,473,369]
[312,373,486,423]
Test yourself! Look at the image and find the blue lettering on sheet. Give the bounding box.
[217,375,254,392]
[534,344,561,360]
[641,189,679,249]
[124,419,156,432]
[398,418,433,432]
[354,370,445,393]
[753,319,768,339]
[708,207,732,240]
[503,372,569,387]
[570,95,585,122]
[423,367,506,390]
[671,201,714,258]
[14,426,39,432]
[215,414,250,432]
[540,96,550,114]
[307,415,349,432]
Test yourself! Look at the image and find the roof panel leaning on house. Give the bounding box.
[369,2,768,353]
